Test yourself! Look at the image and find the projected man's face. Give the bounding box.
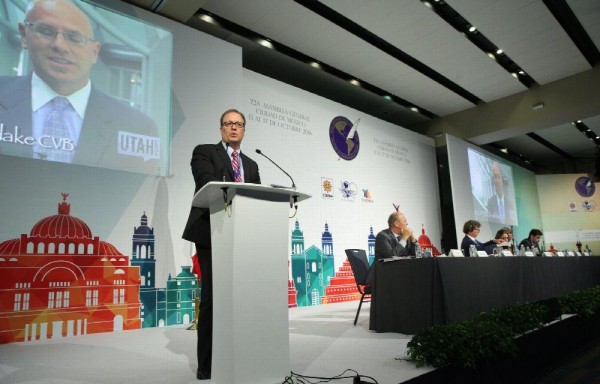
[19,0,100,96]
[492,162,504,197]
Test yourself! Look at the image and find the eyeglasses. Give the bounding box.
[24,22,95,46]
[222,121,245,129]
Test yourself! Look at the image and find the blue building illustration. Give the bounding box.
[368,226,376,264]
[130,213,196,327]
[291,220,337,307]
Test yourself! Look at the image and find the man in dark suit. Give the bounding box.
[460,219,499,256]
[487,162,513,223]
[374,211,417,260]
[0,0,160,174]
[182,108,261,380]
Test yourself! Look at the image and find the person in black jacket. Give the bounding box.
[182,108,261,380]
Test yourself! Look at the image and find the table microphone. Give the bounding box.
[255,149,296,190]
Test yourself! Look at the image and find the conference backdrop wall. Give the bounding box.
[537,174,599,253]
[0,0,442,343]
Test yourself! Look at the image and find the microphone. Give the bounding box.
[255,149,296,189]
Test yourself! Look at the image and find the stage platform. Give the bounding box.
[0,301,434,384]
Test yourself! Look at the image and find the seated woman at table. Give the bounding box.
[460,220,500,256]
[485,228,511,255]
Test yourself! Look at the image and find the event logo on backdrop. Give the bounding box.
[329,116,360,160]
[575,176,595,197]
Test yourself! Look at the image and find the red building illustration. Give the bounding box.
[321,258,361,304]
[0,193,141,344]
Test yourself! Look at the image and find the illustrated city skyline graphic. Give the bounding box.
[0,193,438,343]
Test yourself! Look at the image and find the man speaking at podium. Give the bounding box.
[182,108,261,380]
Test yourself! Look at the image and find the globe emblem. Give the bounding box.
[575,176,595,197]
[329,116,360,160]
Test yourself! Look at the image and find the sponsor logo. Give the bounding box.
[582,200,596,211]
[361,188,373,203]
[118,131,160,161]
[340,180,358,201]
[321,178,334,199]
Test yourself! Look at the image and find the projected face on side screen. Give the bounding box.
[0,0,173,176]
[467,148,518,226]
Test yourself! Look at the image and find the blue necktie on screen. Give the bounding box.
[40,97,73,163]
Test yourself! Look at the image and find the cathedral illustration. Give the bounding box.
[0,194,196,344]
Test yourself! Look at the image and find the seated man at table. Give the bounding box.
[374,211,417,260]
[519,229,543,255]
[460,219,499,256]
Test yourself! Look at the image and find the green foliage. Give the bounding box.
[407,285,600,369]
[558,285,600,318]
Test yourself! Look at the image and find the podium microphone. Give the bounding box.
[255,149,296,190]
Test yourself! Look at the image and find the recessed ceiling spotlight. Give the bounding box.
[410,107,419,113]
[511,72,518,78]
[577,120,582,123]
[309,61,321,69]
[468,26,477,33]
[259,39,273,49]
[349,79,360,86]
[496,49,503,54]
[487,52,496,60]
[198,14,216,24]
[422,1,432,8]
[500,148,508,153]
[518,70,525,75]
[383,95,393,101]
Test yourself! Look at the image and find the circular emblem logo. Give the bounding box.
[575,176,595,197]
[329,116,360,160]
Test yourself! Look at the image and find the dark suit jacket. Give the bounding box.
[461,235,495,257]
[182,142,261,247]
[0,75,160,174]
[487,194,514,223]
[374,228,416,260]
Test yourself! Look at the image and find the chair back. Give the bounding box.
[345,249,370,286]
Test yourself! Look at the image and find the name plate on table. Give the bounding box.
[501,250,513,256]
[524,251,535,257]
[449,249,464,257]
[476,251,488,257]
[543,252,554,257]
[576,252,583,256]
[556,251,565,257]
[567,251,575,256]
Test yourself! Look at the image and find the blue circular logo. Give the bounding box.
[329,116,360,161]
[575,176,595,197]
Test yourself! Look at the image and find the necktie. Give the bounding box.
[499,199,505,219]
[232,150,242,182]
[40,97,72,163]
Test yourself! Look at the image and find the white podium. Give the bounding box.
[192,182,310,384]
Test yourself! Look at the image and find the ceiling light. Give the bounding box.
[349,79,360,86]
[422,1,432,8]
[487,52,496,60]
[259,39,273,49]
[198,14,217,24]
[383,95,393,101]
[410,107,419,113]
[577,120,582,123]
[511,72,518,78]
[500,148,508,153]
[468,26,477,33]
[309,61,321,69]
[531,102,544,110]
[496,49,503,55]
